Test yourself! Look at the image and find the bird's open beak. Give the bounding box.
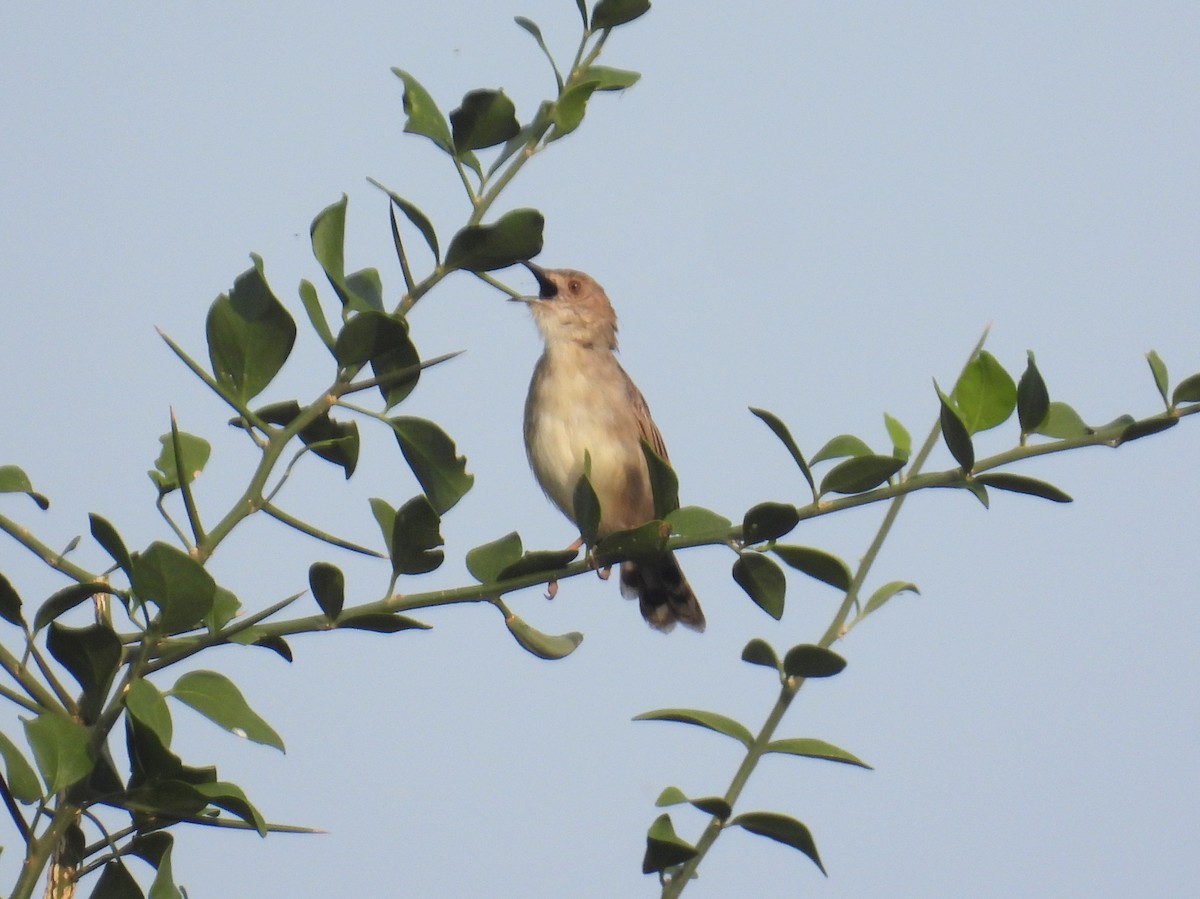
[520,260,558,299]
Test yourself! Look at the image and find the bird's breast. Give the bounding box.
[524,349,651,533]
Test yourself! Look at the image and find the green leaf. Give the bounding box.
[548,79,599,141]
[642,813,697,875]
[819,454,905,495]
[131,542,216,634]
[504,614,583,660]
[389,417,474,514]
[730,811,826,876]
[497,547,580,580]
[952,350,1017,433]
[310,197,355,308]
[572,469,601,549]
[345,268,384,312]
[633,708,753,747]
[391,68,454,155]
[126,678,173,750]
[169,670,284,752]
[580,65,641,91]
[514,17,563,91]
[487,101,553,177]
[128,832,174,870]
[251,634,293,662]
[0,731,41,803]
[254,400,360,479]
[0,463,49,509]
[335,311,421,408]
[654,787,732,820]
[765,737,873,769]
[741,638,780,672]
[640,440,679,520]
[373,184,440,262]
[741,501,799,544]
[733,554,786,620]
[810,434,872,464]
[89,513,132,577]
[148,431,211,495]
[1035,401,1091,439]
[936,383,975,471]
[749,407,815,493]
[301,416,360,479]
[1146,350,1169,407]
[594,520,669,567]
[1172,372,1200,405]
[0,573,25,627]
[974,472,1072,503]
[46,623,121,719]
[665,506,731,540]
[33,581,112,632]
[593,0,652,30]
[1116,416,1178,444]
[466,532,524,583]
[862,580,919,617]
[23,712,92,793]
[574,0,588,27]
[206,586,241,633]
[782,644,846,678]
[1017,351,1050,435]
[124,778,210,817]
[369,497,396,548]
[390,495,445,576]
[772,545,852,591]
[443,208,545,273]
[655,785,689,806]
[192,780,268,836]
[148,839,182,899]
[336,613,430,633]
[883,413,911,460]
[205,254,296,404]
[298,280,336,353]
[450,89,520,152]
[308,562,344,621]
[91,861,143,899]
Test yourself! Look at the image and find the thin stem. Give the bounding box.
[664,329,992,896]
[474,270,524,299]
[388,200,417,293]
[25,642,77,717]
[142,590,305,673]
[0,681,42,714]
[155,495,193,551]
[0,769,31,842]
[0,513,100,585]
[453,155,479,205]
[0,641,63,714]
[11,802,79,899]
[170,409,207,546]
[260,503,386,558]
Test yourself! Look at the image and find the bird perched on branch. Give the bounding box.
[513,260,704,632]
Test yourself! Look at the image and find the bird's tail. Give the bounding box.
[620,553,705,633]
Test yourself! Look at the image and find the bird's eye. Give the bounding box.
[568,279,581,293]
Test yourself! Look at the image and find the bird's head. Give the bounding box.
[514,261,618,350]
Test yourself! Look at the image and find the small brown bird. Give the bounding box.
[514,260,705,632]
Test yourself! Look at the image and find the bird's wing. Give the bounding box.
[625,373,670,461]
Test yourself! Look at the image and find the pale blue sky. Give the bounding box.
[2,2,1198,896]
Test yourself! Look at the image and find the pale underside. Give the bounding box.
[524,341,667,535]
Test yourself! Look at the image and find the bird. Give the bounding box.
[513,260,705,632]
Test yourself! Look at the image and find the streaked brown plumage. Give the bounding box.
[514,261,704,632]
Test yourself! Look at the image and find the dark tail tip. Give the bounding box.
[620,555,705,633]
